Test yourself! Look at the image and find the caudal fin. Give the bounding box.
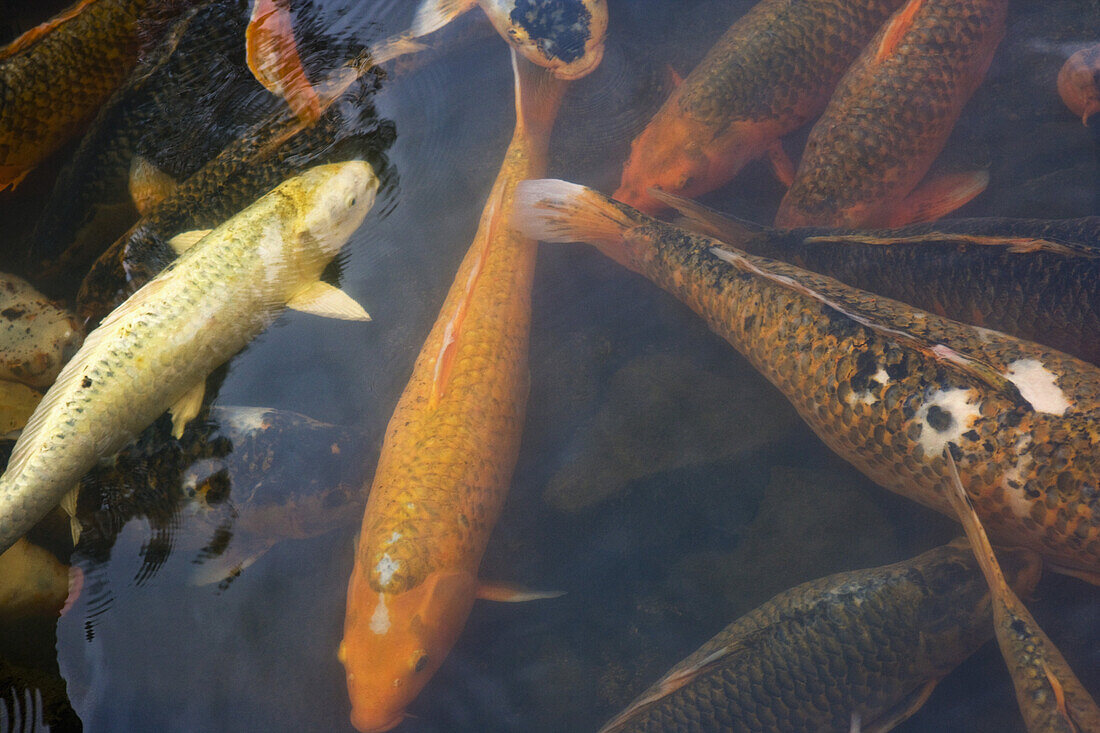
[513,179,640,248]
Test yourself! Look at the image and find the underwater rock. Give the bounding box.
[544,352,800,511]
[0,273,82,388]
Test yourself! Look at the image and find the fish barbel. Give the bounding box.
[614,0,908,215]
[340,52,568,733]
[600,539,1040,732]
[775,0,1007,228]
[0,0,174,190]
[514,179,1100,581]
[942,453,1100,732]
[658,192,1100,367]
[0,161,377,556]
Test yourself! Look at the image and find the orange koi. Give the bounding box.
[339,51,568,733]
[1058,44,1100,126]
[775,0,1007,228]
[613,0,908,215]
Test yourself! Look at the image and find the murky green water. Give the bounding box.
[1,0,1099,730]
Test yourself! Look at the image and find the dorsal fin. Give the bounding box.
[875,0,924,63]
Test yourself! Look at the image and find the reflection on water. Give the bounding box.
[1,0,1099,731]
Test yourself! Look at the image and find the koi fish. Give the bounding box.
[0,161,377,556]
[0,0,184,191]
[513,179,1100,582]
[73,74,393,325]
[656,191,1100,367]
[775,0,1007,228]
[600,539,1041,732]
[614,0,909,215]
[0,273,83,388]
[27,0,278,275]
[1058,44,1100,126]
[245,0,606,124]
[942,452,1100,732]
[340,52,568,733]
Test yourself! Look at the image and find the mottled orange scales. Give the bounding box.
[513,180,1100,582]
[615,0,908,215]
[776,0,1007,228]
[340,51,569,733]
[0,0,153,190]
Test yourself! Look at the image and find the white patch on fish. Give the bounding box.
[872,369,890,385]
[1003,359,1071,416]
[375,553,399,587]
[386,531,402,545]
[369,595,390,635]
[221,406,272,434]
[915,388,982,456]
[1001,436,1036,519]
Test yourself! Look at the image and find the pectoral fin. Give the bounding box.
[190,536,275,586]
[766,140,796,188]
[887,171,989,227]
[286,281,370,320]
[875,0,924,63]
[650,188,763,245]
[168,229,213,254]
[476,580,565,602]
[170,381,205,439]
[61,486,81,544]
[128,155,177,215]
[863,678,940,733]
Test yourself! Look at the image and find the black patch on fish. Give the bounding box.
[926,405,954,433]
[1010,618,1029,636]
[947,442,963,461]
[743,314,756,332]
[1003,410,1024,428]
[821,305,863,341]
[510,0,592,64]
[961,429,980,442]
[81,376,93,388]
[885,359,909,381]
[1,307,25,320]
[849,351,879,393]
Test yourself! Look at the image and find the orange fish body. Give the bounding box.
[775,0,1007,228]
[339,53,568,733]
[0,0,152,190]
[614,0,909,215]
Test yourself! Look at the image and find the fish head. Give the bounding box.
[341,568,478,732]
[483,0,608,80]
[614,112,717,215]
[292,161,379,262]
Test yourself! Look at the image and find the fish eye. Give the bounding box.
[347,195,357,208]
[412,651,429,673]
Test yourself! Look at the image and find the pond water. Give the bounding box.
[1,0,1099,731]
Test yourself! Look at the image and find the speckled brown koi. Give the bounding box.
[614,0,908,215]
[775,0,1008,228]
[600,540,1041,732]
[514,179,1100,581]
[0,0,151,190]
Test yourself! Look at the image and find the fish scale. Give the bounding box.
[0,0,150,189]
[601,541,1040,732]
[776,0,1008,227]
[514,182,1100,578]
[0,162,377,555]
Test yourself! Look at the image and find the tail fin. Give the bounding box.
[512,180,639,248]
[512,50,569,145]
[411,0,479,37]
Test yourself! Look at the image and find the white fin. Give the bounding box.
[128,155,178,216]
[512,179,638,246]
[170,381,205,439]
[190,537,274,586]
[61,485,81,544]
[286,281,371,320]
[168,229,213,255]
[410,0,478,37]
[476,580,565,602]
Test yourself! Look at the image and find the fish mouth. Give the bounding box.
[350,706,405,733]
